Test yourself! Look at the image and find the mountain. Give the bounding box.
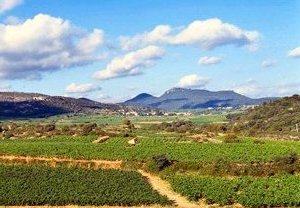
[124,93,157,106]
[124,88,276,110]
[0,92,124,119]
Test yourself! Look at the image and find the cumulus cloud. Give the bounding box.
[0,13,105,80]
[261,60,276,68]
[198,56,222,65]
[120,18,260,51]
[65,83,101,94]
[0,0,22,13]
[178,74,210,88]
[288,47,300,58]
[93,45,165,80]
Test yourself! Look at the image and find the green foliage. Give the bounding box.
[170,175,236,205]
[170,174,300,207]
[228,96,300,136]
[1,135,300,163]
[0,165,170,206]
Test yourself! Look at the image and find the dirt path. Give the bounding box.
[3,206,171,208]
[0,155,200,207]
[0,155,122,169]
[138,170,200,208]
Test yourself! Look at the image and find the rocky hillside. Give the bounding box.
[124,88,275,110]
[228,95,300,136]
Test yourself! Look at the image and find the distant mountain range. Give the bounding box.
[124,88,276,110]
[0,89,277,118]
[0,92,150,119]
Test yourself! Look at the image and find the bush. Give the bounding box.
[44,124,55,132]
[123,118,131,126]
[274,152,299,165]
[146,155,172,172]
[123,118,135,130]
[3,131,13,139]
[81,123,97,136]
[223,133,241,143]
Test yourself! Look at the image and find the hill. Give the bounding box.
[0,92,131,118]
[228,95,300,136]
[124,88,275,110]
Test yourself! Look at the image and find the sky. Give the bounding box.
[0,0,299,103]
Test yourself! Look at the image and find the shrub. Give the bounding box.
[81,123,97,136]
[44,124,55,132]
[223,133,241,143]
[274,152,299,165]
[3,131,13,139]
[146,155,172,172]
[123,118,131,126]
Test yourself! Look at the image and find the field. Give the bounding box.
[0,133,300,163]
[0,114,300,207]
[16,113,227,126]
[170,174,300,207]
[0,164,170,206]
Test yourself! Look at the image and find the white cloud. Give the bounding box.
[288,47,300,58]
[232,80,300,98]
[232,80,260,97]
[261,60,276,68]
[120,18,260,51]
[93,45,165,80]
[0,13,105,80]
[198,56,222,65]
[65,83,101,94]
[178,74,210,88]
[0,83,11,91]
[120,25,172,50]
[0,0,23,13]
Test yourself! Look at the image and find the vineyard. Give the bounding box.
[0,134,300,163]
[0,113,300,207]
[0,164,171,206]
[19,114,226,126]
[170,174,300,207]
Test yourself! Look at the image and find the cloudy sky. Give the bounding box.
[0,0,299,102]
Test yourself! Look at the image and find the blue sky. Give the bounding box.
[0,0,299,102]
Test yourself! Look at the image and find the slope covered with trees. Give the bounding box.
[228,95,300,137]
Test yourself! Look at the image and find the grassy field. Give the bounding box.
[170,174,300,207]
[0,133,299,163]
[0,164,170,206]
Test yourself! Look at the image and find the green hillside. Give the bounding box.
[228,95,300,137]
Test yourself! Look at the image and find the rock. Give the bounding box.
[128,138,138,145]
[92,136,110,144]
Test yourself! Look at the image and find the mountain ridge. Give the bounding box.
[0,91,154,119]
[124,88,276,110]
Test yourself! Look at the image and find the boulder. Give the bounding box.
[128,138,138,145]
[92,136,110,144]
